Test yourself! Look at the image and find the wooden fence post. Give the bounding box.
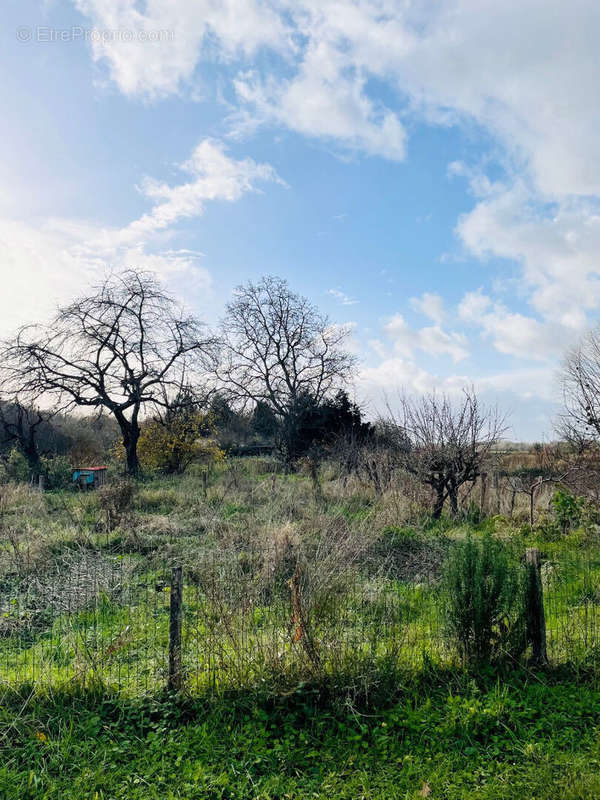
[480,472,488,513]
[168,565,183,692]
[492,470,501,514]
[525,547,548,666]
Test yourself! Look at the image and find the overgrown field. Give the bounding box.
[3,458,600,797]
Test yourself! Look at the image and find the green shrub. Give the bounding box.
[442,533,526,666]
[551,489,583,535]
[6,448,29,482]
[41,455,73,490]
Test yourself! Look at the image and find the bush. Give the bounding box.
[135,410,224,475]
[41,455,73,490]
[97,480,135,530]
[5,448,29,483]
[442,533,526,666]
[551,489,583,534]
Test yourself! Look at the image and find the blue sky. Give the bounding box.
[2,0,599,439]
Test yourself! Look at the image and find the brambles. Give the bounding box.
[97,480,135,532]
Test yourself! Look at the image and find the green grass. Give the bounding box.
[3,672,600,799]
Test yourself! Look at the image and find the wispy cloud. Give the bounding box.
[0,137,283,334]
[328,288,359,306]
[410,292,445,324]
[123,138,284,240]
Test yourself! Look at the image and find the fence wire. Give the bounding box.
[2,544,600,694]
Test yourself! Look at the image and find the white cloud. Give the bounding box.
[356,356,557,439]
[358,357,554,403]
[477,366,555,403]
[401,0,600,199]
[457,289,491,321]
[458,289,579,361]
[368,338,388,360]
[232,61,407,161]
[456,182,600,330]
[410,292,445,324]
[123,138,283,239]
[40,0,600,435]
[75,0,291,99]
[358,357,444,399]
[328,288,359,306]
[385,313,469,363]
[77,0,410,159]
[71,2,600,361]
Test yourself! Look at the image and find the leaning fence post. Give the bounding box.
[168,565,183,692]
[525,547,548,666]
[480,472,488,513]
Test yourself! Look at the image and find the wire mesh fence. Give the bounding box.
[3,543,600,695]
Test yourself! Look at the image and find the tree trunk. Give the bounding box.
[125,439,140,477]
[432,485,445,519]
[23,446,42,480]
[448,484,459,517]
[117,412,140,477]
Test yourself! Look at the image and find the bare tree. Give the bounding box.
[0,394,52,478]
[2,270,215,476]
[216,276,356,460]
[559,326,600,446]
[394,389,506,518]
[503,444,576,525]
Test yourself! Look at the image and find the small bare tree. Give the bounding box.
[216,276,356,463]
[394,389,506,518]
[503,444,576,525]
[2,270,215,476]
